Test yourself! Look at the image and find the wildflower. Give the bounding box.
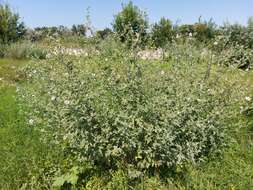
[214,41,218,46]
[63,72,69,77]
[51,96,56,101]
[245,96,252,102]
[0,78,3,81]
[189,32,193,37]
[64,100,70,105]
[240,106,244,114]
[73,49,78,56]
[28,119,34,125]
[160,70,165,75]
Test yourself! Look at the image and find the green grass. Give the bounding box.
[0,59,27,85]
[182,126,253,190]
[0,58,27,126]
[0,59,48,189]
[0,98,58,189]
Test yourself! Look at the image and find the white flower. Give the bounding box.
[46,53,51,59]
[160,70,165,75]
[245,96,252,102]
[64,100,70,105]
[51,96,56,101]
[189,32,193,37]
[28,119,34,125]
[213,41,218,46]
[0,78,3,81]
[63,72,69,77]
[240,106,244,114]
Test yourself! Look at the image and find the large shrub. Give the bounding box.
[219,23,253,49]
[0,4,26,43]
[218,45,253,70]
[21,47,237,177]
[113,1,148,48]
[151,17,173,48]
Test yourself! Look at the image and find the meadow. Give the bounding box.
[0,2,253,190]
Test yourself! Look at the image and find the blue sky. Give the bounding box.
[4,0,253,29]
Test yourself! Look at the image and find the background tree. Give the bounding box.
[71,24,86,36]
[220,23,253,49]
[247,17,253,32]
[0,4,26,43]
[96,28,113,39]
[194,18,216,43]
[113,1,148,47]
[151,17,173,48]
[177,24,194,37]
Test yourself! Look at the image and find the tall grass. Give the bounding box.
[0,42,47,60]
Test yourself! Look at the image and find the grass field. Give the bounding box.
[0,59,52,189]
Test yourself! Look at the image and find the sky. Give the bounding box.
[3,0,253,29]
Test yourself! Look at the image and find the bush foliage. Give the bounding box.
[21,43,241,180]
[218,45,253,70]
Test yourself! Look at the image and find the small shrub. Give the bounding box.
[96,28,113,40]
[0,44,7,57]
[106,170,129,190]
